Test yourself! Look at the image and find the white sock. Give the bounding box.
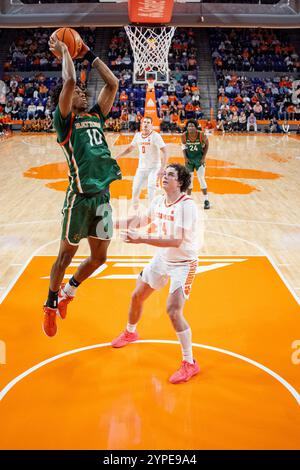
[127,322,137,333]
[176,328,193,364]
[63,282,76,297]
[204,194,209,201]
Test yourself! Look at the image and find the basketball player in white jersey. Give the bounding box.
[116,116,167,207]
[112,163,200,384]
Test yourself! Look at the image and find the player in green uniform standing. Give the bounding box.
[42,33,121,337]
[181,119,210,209]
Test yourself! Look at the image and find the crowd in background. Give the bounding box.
[210,28,300,73]
[4,27,96,73]
[216,72,300,133]
[0,26,299,135]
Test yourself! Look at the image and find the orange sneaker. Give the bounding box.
[57,284,74,320]
[169,360,200,384]
[111,330,139,348]
[43,305,58,337]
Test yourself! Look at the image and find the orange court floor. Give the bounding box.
[0,132,299,449]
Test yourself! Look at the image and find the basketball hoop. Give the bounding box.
[125,25,176,84]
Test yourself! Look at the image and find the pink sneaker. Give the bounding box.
[111,330,139,348]
[169,360,200,384]
[57,283,74,320]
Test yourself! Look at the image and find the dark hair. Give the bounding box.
[186,118,201,132]
[50,84,89,109]
[50,84,63,108]
[166,163,191,193]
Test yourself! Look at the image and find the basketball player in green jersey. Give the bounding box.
[181,119,210,209]
[42,33,121,337]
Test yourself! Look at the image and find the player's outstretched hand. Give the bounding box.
[49,34,68,56]
[121,229,141,244]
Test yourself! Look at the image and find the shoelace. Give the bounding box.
[124,330,134,338]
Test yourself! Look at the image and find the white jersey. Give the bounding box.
[131,131,166,170]
[149,194,199,263]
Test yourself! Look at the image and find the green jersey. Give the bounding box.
[183,130,207,162]
[53,104,121,194]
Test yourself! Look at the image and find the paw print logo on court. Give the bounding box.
[23,135,282,196]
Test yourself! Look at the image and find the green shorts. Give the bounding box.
[61,188,113,245]
[186,160,204,172]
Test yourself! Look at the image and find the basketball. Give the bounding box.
[50,27,83,59]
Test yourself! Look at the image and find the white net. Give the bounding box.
[125,25,176,83]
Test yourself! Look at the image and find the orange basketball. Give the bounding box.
[51,27,83,59]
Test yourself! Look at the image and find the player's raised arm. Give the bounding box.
[49,34,76,119]
[94,58,119,116]
[79,46,119,116]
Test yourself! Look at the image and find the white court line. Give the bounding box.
[0,238,59,305]
[0,340,298,405]
[206,230,300,306]
[0,219,59,228]
[204,218,300,228]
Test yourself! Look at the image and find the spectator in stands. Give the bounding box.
[27,102,37,120]
[159,91,169,108]
[253,101,263,119]
[282,120,290,134]
[160,111,171,133]
[247,112,257,132]
[232,111,239,132]
[269,117,281,133]
[36,101,45,118]
[128,110,137,132]
[239,111,247,132]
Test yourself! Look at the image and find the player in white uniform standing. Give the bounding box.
[116,116,167,207]
[112,163,200,384]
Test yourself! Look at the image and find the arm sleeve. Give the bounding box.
[53,106,72,143]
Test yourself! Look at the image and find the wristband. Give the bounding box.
[84,50,97,64]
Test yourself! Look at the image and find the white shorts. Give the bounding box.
[140,255,198,300]
[132,167,160,199]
